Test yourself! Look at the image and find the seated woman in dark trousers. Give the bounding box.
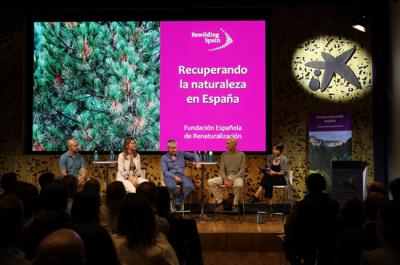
[248,143,289,206]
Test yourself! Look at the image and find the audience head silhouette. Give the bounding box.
[33,229,85,265]
[156,186,171,218]
[60,175,78,199]
[40,182,68,212]
[117,193,156,248]
[364,191,388,221]
[305,173,327,194]
[105,181,126,233]
[0,194,24,249]
[15,181,40,220]
[1,172,19,193]
[389,178,400,201]
[136,181,157,208]
[378,201,400,250]
[339,196,364,228]
[83,178,101,196]
[367,181,387,196]
[106,181,126,206]
[73,224,121,265]
[71,191,100,224]
[38,172,56,189]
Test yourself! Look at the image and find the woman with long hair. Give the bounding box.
[102,181,126,233]
[117,138,148,193]
[113,194,179,265]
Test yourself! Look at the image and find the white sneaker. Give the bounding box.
[174,202,184,212]
[170,202,177,212]
[214,203,225,212]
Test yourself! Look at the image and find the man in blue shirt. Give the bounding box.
[59,139,87,180]
[161,139,200,210]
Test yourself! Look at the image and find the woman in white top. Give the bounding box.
[117,138,148,193]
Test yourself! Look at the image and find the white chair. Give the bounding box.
[270,170,294,219]
[160,163,193,216]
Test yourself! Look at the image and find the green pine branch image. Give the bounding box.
[33,21,160,151]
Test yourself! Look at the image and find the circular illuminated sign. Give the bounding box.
[292,35,372,102]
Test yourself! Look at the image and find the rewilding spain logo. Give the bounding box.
[191,28,233,51]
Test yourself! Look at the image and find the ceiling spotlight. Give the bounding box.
[352,15,367,32]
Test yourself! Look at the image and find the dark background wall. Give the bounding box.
[0,3,385,202]
[390,0,400,183]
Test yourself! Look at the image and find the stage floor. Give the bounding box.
[202,251,285,265]
[194,214,286,252]
[196,213,285,233]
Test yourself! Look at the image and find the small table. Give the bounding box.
[92,161,118,187]
[194,161,218,221]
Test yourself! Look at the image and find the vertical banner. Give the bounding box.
[160,21,266,151]
[309,114,352,191]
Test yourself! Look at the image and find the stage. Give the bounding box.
[194,214,287,265]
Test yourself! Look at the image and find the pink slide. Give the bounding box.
[160,21,266,151]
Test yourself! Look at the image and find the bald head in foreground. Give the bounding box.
[33,229,85,265]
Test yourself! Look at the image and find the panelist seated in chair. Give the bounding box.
[208,138,246,213]
[248,142,289,207]
[59,138,87,189]
[117,138,148,193]
[161,139,200,211]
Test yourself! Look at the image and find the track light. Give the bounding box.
[352,15,367,32]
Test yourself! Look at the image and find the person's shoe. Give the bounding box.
[214,202,225,212]
[170,202,177,212]
[224,203,233,211]
[174,201,183,212]
[247,195,260,203]
[176,184,183,193]
[267,204,273,216]
[232,205,240,213]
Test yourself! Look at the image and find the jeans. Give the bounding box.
[164,175,194,204]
